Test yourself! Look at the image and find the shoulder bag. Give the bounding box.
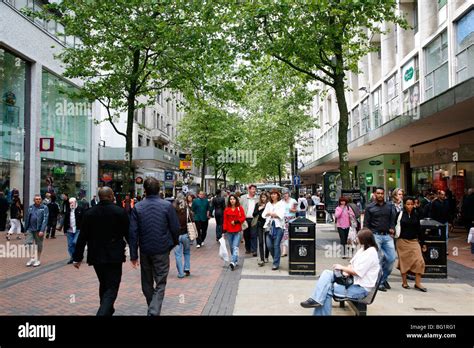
[333,269,354,288]
[240,207,249,230]
[187,207,198,241]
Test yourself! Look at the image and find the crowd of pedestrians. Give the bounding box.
[1,180,472,317]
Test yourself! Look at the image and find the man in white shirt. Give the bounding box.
[240,184,259,256]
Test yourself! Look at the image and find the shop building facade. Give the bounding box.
[0,0,98,206]
[301,0,474,203]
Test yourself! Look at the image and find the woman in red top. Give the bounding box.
[223,194,246,270]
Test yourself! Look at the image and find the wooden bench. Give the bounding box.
[333,270,383,316]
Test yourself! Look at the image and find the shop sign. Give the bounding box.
[369,160,382,166]
[402,58,416,90]
[39,138,54,152]
[366,173,374,185]
[179,153,192,170]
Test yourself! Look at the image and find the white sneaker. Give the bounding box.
[33,260,41,267]
[201,242,205,246]
[26,258,35,267]
[196,244,201,249]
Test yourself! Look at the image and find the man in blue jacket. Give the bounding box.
[129,177,180,316]
[24,194,49,267]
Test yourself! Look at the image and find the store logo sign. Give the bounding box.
[404,67,414,82]
[39,138,54,152]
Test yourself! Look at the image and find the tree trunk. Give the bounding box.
[201,149,207,193]
[278,162,282,186]
[223,169,227,188]
[123,49,141,195]
[214,165,218,194]
[333,69,351,190]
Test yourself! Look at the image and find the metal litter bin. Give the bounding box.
[419,218,447,278]
[316,204,326,224]
[289,217,316,275]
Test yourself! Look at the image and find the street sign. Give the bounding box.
[293,175,301,186]
[164,171,174,181]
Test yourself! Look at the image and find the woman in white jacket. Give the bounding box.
[262,189,286,270]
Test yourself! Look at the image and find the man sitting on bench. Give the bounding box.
[300,229,380,315]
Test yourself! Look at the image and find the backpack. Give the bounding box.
[300,200,305,210]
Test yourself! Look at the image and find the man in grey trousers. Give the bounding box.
[129,177,180,316]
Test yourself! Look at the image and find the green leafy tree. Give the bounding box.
[29,0,234,193]
[226,0,407,189]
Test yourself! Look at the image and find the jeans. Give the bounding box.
[195,220,208,246]
[93,263,122,316]
[266,226,284,267]
[174,234,191,277]
[226,232,241,265]
[257,224,268,262]
[296,211,306,217]
[66,230,80,259]
[310,269,368,316]
[374,234,396,284]
[140,251,170,316]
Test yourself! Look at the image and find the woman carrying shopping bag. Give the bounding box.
[223,194,246,271]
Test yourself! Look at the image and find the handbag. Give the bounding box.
[251,215,259,227]
[333,269,354,288]
[348,226,358,245]
[186,208,198,241]
[240,208,249,230]
[395,211,403,238]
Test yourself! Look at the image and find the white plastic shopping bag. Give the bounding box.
[468,227,474,244]
[218,237,230,262]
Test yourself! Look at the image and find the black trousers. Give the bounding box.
[93,263,123,316]
[257,224,269,261]
[140,252,170,316]
[195,220,209,246]
[337,227,349,253]
[243,218,258,253]
[0,213,7,231]
[46,218,57,238]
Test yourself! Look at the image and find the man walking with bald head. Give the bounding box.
[73,187,130,316]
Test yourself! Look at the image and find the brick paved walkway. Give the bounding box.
[0,220,245,315]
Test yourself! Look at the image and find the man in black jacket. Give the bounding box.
[46,194,60,239]
[63,197,84,264]
[73,187,130,316]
